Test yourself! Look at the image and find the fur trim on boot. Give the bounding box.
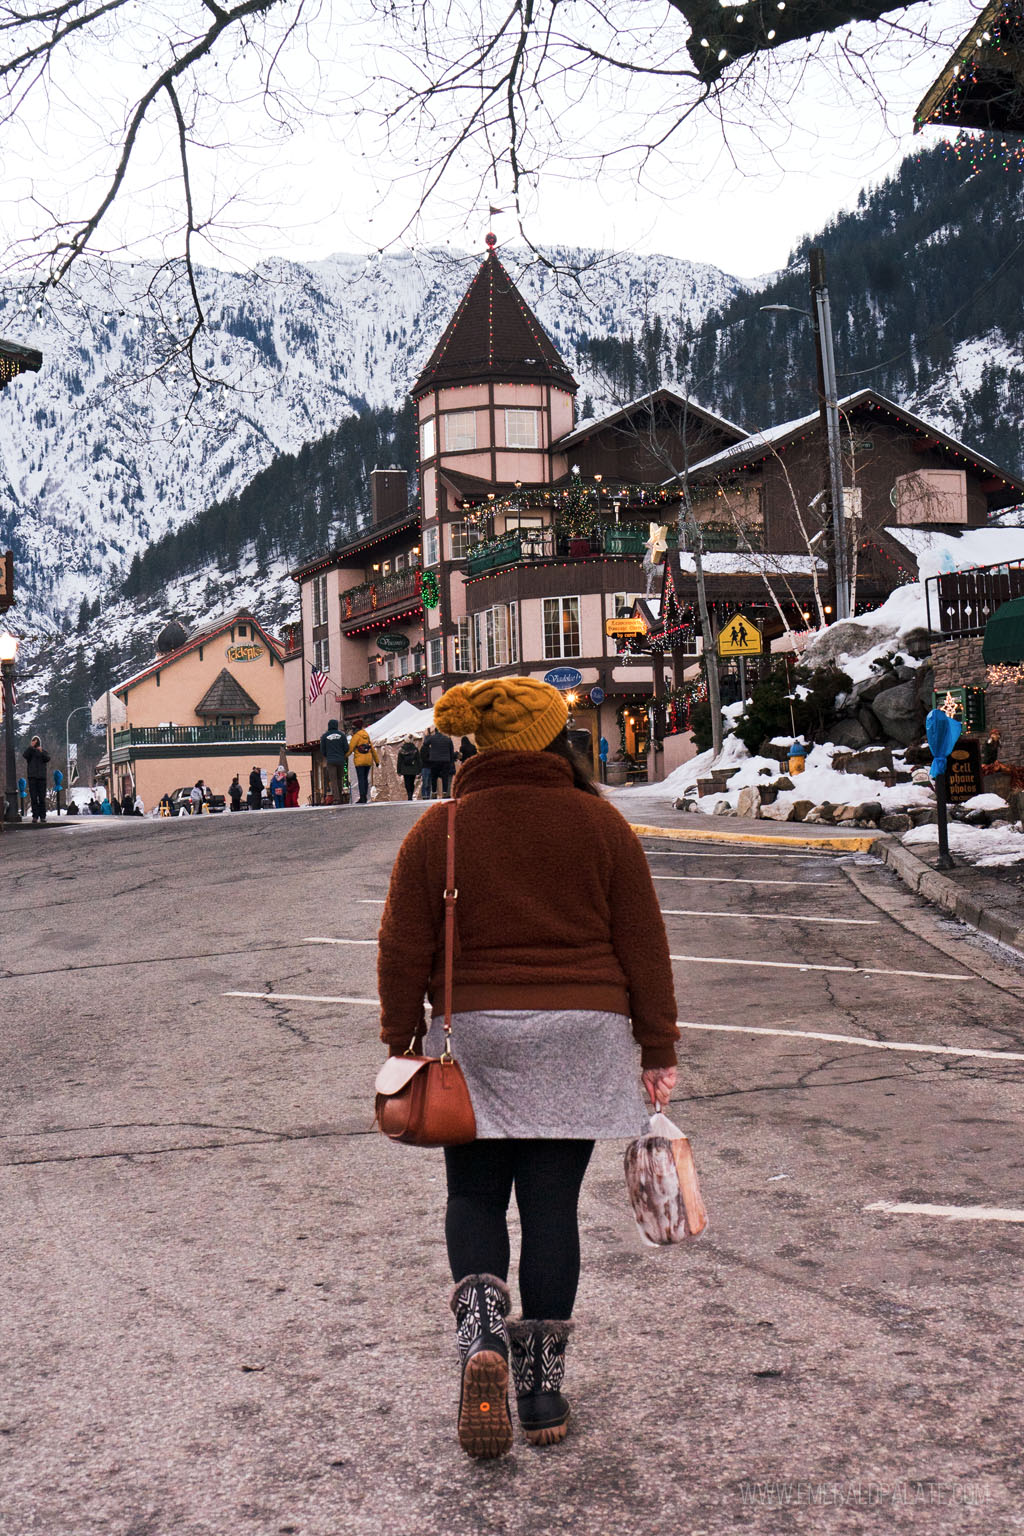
[508,1319,574,1446]
[450,1275,513,1459]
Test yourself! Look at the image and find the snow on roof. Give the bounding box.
[886,525,1024,578]
[686,389,1024,487]
[675,552,826,575]
[557,384,747,449]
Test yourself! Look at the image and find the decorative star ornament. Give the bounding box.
[644,523,668,564]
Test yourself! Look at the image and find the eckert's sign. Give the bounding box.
[225,643,264,662]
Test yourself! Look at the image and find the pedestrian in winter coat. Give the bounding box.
[229,776,243,811]
[121,790,136,816]
[320,718,349,804]
[378,677,678,1461]
[100,797,112,815]
[269,765,288,808]
[248,767,263,811]
[347,723,379,804]
[419,730,434,800]
[22,737,50,823]
[285,771,301,808]
[396,736,421,800]
[189,782,205,815]
[459,736,477,763]
[425,727,456,799]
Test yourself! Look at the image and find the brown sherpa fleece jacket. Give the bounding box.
[377,751,679,1068]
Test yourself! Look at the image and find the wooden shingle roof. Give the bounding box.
[412,247,577,396]
[195,668,260,718]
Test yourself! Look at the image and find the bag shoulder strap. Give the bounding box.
[442,799,457,1061]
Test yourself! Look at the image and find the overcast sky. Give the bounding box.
[0,0,980,287]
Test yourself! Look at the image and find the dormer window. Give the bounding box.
[445,411,477,451]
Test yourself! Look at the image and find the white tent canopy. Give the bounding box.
[367,700,435,744]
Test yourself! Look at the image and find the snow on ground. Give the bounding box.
[903,822,1024,867]
[798,582,929,685]
[769,744,934,814]
[961,793,1013,813]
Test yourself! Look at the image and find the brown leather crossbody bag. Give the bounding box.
[374,801,477,1147]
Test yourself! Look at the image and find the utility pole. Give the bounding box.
[808,248,850,620]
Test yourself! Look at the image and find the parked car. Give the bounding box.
[169,785,226,815]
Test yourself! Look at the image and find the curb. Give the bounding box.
[627,821,879,852]
[875,836,1024,959]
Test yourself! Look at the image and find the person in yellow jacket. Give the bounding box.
[347,721,380,804]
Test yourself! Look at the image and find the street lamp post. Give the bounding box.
[760,249,851,621]
[0,630,20,823]
[66,703,92,797]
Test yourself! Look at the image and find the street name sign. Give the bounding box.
[717,615,764,658]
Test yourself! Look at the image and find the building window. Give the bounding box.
[543,596,581,660]
[505,512,544,530]
[428,637,443,676]
[453,616,475,673]
[445,411,477,451]
[505,408,539,448]
[313,635,330,674]
[610,592,641,617]
[312,573,328,628]
[420,418,436,460]
[509,602,519,664]
[449,521,486,560]
[423,526,440,566]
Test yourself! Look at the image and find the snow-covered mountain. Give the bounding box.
[0,245,742,622]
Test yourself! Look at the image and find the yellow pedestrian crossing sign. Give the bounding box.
[716,615,763,657]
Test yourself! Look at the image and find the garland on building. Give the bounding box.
[420,570,440,609]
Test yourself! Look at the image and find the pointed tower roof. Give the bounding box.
[413,238,577,396]
[195,668,261,718]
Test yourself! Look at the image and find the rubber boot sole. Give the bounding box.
[522,1410,570,1447]
[458,1350,512,1458]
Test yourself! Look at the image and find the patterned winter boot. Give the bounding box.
[508,1320,573,1446]
[450,1274,513,1458]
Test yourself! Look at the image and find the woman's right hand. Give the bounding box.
[642,1066,678,1110]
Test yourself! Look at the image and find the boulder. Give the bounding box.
[844,746,894,777]
[712,798,735,815]
[735,785,762,819]
[895,665,917,684]
[788,800,815,822]
[1010,790,1024,822]
[911,808,938,827]
[989,808,1014,824]
[816,802,837,824]
[879,812,912,833]
[855,673,891,704]
[759,800,792,821]
[828,718,872,750]
[856,707,883,741]
[871,681,923,746]
[834,805,860,822]
[772,775,795,792]
[857,801,884,824]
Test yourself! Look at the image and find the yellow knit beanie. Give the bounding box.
[434,677,568,754]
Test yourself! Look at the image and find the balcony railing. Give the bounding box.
[340,568,422,621]
[114,723,286,747]
[464,522,695,577]
[925,559,1024,638]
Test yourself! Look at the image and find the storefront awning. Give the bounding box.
[982,596,1024,663]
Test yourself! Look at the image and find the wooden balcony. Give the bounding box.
[340,568,423,625]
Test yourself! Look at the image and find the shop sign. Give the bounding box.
[590,686,605,705]
[931,686,986,733]
[544,666,583,690]
[605,617,646,636]
[377,633,410,653]
[226,643,264,662]
[946,739,983,804]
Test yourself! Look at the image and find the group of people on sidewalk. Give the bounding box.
[319,719,381,805]
[377,675,678,1461]
[320,717,478,806]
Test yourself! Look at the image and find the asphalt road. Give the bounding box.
[2,804,1023,1536]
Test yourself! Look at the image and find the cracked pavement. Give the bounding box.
[1,806,1023,1535]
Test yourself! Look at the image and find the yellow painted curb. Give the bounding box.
[628,822,879,853]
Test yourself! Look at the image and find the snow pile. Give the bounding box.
[904,822,1024,867]
[767,744,934,814]
[797,582,929,686]
[961,793,1013,813]
[890,525,1024,579]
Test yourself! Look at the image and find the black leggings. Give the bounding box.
[443,1139,594,1319]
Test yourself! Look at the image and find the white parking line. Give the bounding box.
[865,1202,1024,1223]
[357,899,385,905]
[654,875,844,888]
[660,909,879,926]
[669,953,971,981]
[304,937,377,946]
[223,996,1023,1063]
[675,1019,1024,1062]
[644,849,835,861]
[225,990,378,1005]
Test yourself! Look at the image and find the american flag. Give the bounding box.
[308,668,328,704]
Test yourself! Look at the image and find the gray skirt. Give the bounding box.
[423,1008,647,1140]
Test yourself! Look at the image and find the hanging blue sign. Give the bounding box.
[589,686,605,705]
[544,667,583,690]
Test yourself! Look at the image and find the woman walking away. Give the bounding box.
[377,678,678,1460]
[348,721,379,804]
[285,771,301,808]
[396,735,421,800]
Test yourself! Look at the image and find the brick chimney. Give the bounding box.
[370,467,409,526]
